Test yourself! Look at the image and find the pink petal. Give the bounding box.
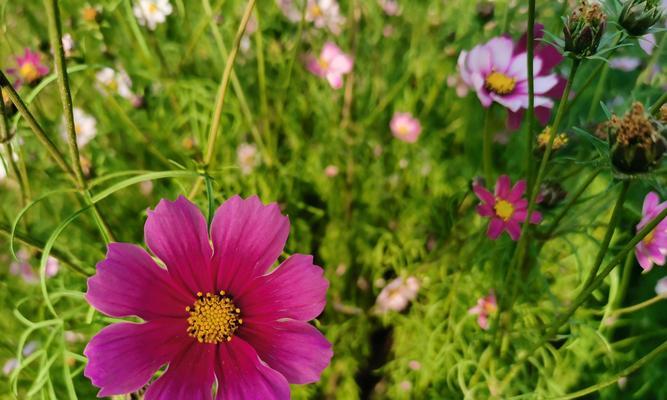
[507,53,542,81]
[468,45,493,75]
[535,106,552,125]
[326,72,344,89]
[487,218,504,240]
[643,192,661,215]
[473,184,495,205]
[476,204,495,217]
[211,196,289,296]
[321,42,341,63]
[144,196,214,294]
[144,342,216,400]
[491,92,523,112]
[86,243,191,320]
[84,319,189,397]
[507,109,524,131]
[486,36,515,72]
[537,43,563,73]
[478,314,490,330]
[508,180,527,202]
[506,220,522,240]
[636,245,654,271]
[305,56,324,77]
[457,51,472,85]
[215,337,290,400]
[237,254,328,321]
[529,210,542,224]
[495,175,511,198]
[239,319,332,384]
[330,54,353,74]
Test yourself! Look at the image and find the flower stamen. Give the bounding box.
[485,71,516,95]
[19,63,39,83]
[494,199,515,221]
[186,291,242,344]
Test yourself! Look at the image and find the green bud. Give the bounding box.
[609,102,667,175]
[618,0,664,37]
[563,1,607,57]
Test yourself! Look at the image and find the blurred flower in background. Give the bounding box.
[2,341,39,376]
[6,48,49,88]
[655,276,667,296]
[95,67,134,100]
[375,276,420,313]
[61,33,75,58]
[306,42,353,89]
[60,108,98,148]
[469,291,497,330]
[133,0,173,30]
[390,112,422,143]
[635,192,667,272]
[237,142,260,175]
[306,0,345,35]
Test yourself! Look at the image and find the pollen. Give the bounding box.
[186,291,242,344]
[537,127,569,150]
[494,199,515,221]
[485,71,516,95]
[19,63,39,83]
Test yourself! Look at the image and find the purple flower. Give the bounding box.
[473,175,542,241]
[7,48,49,88]
[468,291,497,330]
[609,56,642,71]
[306,42,353,89]
[458,25,564,131]
[635,192,667,271]
[84,195,332,399]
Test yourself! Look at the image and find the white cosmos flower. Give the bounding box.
[237,143,260,175]
[61,108,98,148]
[95,67,134,100]
[133,0,173,30]
[306,0,345,35]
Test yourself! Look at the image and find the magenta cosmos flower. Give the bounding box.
[306,42,353,89]
[458,25,564,131]
[468,291,497,330]
[390,112,422,143]
[7,48,49,88]
[473,175,542,240]
[84,195,332,399]
[635,192,667,272]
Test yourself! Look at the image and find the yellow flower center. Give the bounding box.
[644,228,656,246]
[485,71,516,95]
[19,63,39,83]
[148,2,158,13]
[74,123,82,135]
[318,57,329,70]
[494,199,515,221]
[310,4,323,17]
[396,122,411,137]
[186,291,242,344]
[106,79,118,92]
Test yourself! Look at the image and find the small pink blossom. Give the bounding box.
[458,25,564,131]
[390,112,422,143]
[468,291,497,330]
[635,192,667,272]
[7,48,49,88]
[306,0,345,35]
[324,165,339,177]
[378,0,400,16]
[609,57,642,72]
[375,276,419,313]
[408,360,421,371]
[306,42,353,89]
[655,277,667,296]
[473,175,542,241]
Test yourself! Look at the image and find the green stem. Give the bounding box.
[581,180,631,290]
[544,168,601,237]
[585,62,610,122]
[254,9,271,147]
[190,0,256,197]
[649,91,667,116]
[482,108,494,183]
[45,0,114,244]
[611,295,664,319]
[0,94,29,206]
[525,0,536,189]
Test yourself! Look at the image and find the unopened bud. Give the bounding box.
[618,0,664,37]
[563,1,607,57]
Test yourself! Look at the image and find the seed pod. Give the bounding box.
[609,102,667,175]
[563,1,607,57]
[618,0,664,37]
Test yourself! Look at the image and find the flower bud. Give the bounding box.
[534,126,569,157]
[618,0,664,37]
[563,1,607,57]
[537,181,568,209]
[609,102,667,175]
[476,1,495,23]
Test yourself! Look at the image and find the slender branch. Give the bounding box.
[610,295,664,319]
[0,93,29,205]
[544,168,601,238]
[649,91,667,116]
[189,0,256,197]
[482,108,494,183]
[525,0,536,189]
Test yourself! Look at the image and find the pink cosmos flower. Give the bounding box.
[635,192,667,272]
[609,57,642,72]
[306,42,353,89]
[390,112,422,143]
[473,175,542,240]
[7,48,49,88]
[458,25,564,131]
[84,195,332,399]
[468,291,497,330]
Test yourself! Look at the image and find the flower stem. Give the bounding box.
[649,91,667,116]
[525,0,536,189]
[0,96,30,207]
[585,62,610,122]
[482,107,494,183]
[544,167,601,238]
[189,0,256,198]
[45,0,114,243]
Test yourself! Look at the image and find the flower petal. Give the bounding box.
[238,254,328,322]
[643,192,661,215]
[487,36,515,72]
[508,180,527,202]
[506,220,521,240]
[211,196,290,296]
[473,184,495,205]
[145,196,214,294]
[239,319,332,384]
[144,342,216,400]
[487,218,504,239]
[86,243,192,320]
[84,319,189,397]
[215,337,290,400]
[495,175,511,198]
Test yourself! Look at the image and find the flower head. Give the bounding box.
[655,276,667,296]
[608,102,667,175]
[390,112,422,143]
[458,25,564,131]
[236,143,260,175]
[473,175,542,240]
[60,108,97,148]
[133,0,173,30]
[306,0,345,35]
[84,196,332,398]
[563,1,607,57]
[62,33,75,58]
[619,0,664,37]
[375,276,420,313]
[635,192,667,271]
[306,42,353,89]
[7,48,49,88]
[95,67,134,100]
[468,291,497,330]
